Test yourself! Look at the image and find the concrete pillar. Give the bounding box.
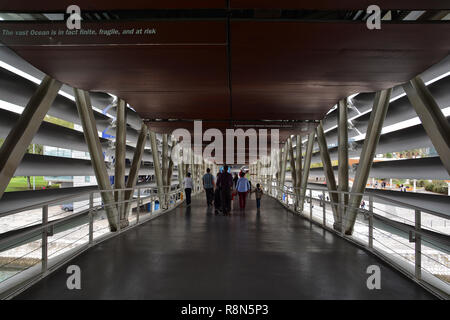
[114,99,127,223]
[403,76,450,175]
[345,88,392,235]
[316,121,340,230]
[74,89,119,231]
[0,76,62,199]
[299,131,315,213]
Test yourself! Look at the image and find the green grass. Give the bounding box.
[5,176,49,192]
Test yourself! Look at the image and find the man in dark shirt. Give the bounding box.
[202,168,215,206]
[217,165,233,214]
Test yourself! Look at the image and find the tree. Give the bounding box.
[25,144,43,189]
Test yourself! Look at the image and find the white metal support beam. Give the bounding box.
[167,139,176,197]
[345,88,392,235]
[280,142,289,198]
[338,99,349,225]
[162,134,168,187]
[114,99,127,224]
[299,131,315,213]
[277,148,282,190]
[295,135,302,208]
[402,76,450,175]
[177,147,184,193]
[288,136,297,189]
[74,88,119,231]
[0,75,61,199]
[124,123,147,219]
[316,121,340,230]
[161,133,169,208]
[149,130,164,203]
[287,137,297,206]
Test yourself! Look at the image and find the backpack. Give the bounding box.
[203,173,213,187]
[218,172,232,189]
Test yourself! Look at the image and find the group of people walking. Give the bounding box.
[182,165,264,214]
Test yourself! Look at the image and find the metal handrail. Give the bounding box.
[273,185,449,245]
[268,183,449,224]
[0,184,189,299]
[0,187,181,251]
[0,184,178,218]
[266,179,449,219]
[1,179,448,298]
[260,180,449,298]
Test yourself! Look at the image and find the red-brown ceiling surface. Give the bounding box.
[229,1,450,10]
[231,21,450,120]
[0,1,227,11]
[1,1,449,11]
[146,120,316,138]
[1,21,230,121]
[1,18,450,143]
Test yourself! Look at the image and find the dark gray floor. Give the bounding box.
[16,194,435,299]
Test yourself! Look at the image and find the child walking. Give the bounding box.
[254,183,263,211]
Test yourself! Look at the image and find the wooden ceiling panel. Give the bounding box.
[1,20,450,130]
[0,1,227,11]
[1,1,448,11]
[13,45,228,93]
[121,92,230,120]
[0,21,229,119]
[231,21,450,119]
[233,91,343,120]
[230,1,450,10]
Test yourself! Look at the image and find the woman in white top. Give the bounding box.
[184,172,193,205]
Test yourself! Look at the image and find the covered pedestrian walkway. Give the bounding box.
[16,194,434,300]
[0,2,449,301]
